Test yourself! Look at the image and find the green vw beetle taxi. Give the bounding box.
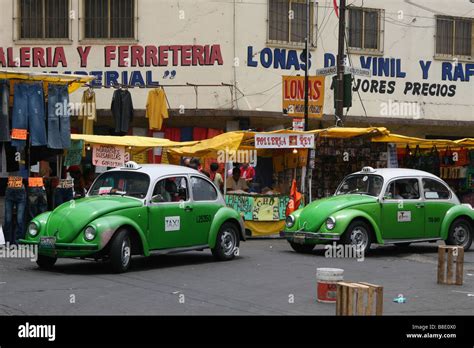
[21,162,245,273]
[281,167,473,254]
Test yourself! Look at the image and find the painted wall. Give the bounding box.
[0,0,472,123]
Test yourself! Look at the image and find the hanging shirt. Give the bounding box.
[111,89,134,134]
[79,89,96,135]
[146,88,169,130]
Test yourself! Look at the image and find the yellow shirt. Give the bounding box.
[146,88,169,130]
[79,90,96,135]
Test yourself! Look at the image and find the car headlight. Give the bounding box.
[326,217,336,230]
[286,215,295,228]
[84,226,97,241]
[28,222,39,237]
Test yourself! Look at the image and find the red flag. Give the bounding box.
[333,0,339,17]
[286,179,302,216]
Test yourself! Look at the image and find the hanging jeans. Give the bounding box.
[4,187,27,245]
[28,187,48,219]
[48,84,71,149]
[0,80,11,142]
[54,187,73,208]
[11,83,47,149]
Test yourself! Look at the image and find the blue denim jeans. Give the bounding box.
[28,187,48,219]
[48,84,71,149]
[4,187,27,245]
[12,83,47,149]
[0,80,11,142]
[54,187,73,208]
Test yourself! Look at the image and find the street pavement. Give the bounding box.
[0,238,473,315]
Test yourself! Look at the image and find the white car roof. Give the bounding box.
[353,167,441,181]
[108,163,204,179]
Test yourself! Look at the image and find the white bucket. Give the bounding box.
[316,268,344,303]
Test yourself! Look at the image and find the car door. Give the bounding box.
[189,176,223,245]
[148,176,194,249]
[422,178,456,238]
[381,177,425,240]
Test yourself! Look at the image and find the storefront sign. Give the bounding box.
[254,134,314,149]
[225,194,253,220]
[7,176,23,188]
[11,129,27,140]
[28,177,44,187]
[282,76,325,118]
[292,118,305,131]
[252,197,280,221]
[92,145,125,168]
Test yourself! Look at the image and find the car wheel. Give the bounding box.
[109,229,132,273]
[211,222,239,261]
[289,242,315,254]
[36,255,57,270]
[342,220,372,254]
[446,218,473,251]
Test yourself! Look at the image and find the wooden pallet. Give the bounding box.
[336,282,383,316]
[438,245,464,285]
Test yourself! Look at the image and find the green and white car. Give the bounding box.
[281,167,473,254]
[21,162,245,273]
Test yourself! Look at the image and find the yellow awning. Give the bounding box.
[371,134,474,148]
[0,70,95,93]
[71,134,198,149]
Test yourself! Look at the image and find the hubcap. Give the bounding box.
[221,230,235,255]
[453,225,468,246]
[350,226,368,250]
[121,238,131,267]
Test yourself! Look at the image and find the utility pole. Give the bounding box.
[335,0,346,126]
[304,0,310,131]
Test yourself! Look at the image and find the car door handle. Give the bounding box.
[415,203,425,208]
[185,206,193,212]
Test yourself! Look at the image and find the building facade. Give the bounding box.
[0,0,472,137]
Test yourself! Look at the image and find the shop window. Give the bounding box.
[422,178,451,200]
[191,177,218,201]
[347,7,383,53]
[84,0,135,39]
[18,0,69,39]
[436,16,473,59]
[268,0,316,47]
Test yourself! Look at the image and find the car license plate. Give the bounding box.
[293,233,306,244]
[39,237,56,249]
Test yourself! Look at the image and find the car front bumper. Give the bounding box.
[280,230,341,243]
[19,240,99,258]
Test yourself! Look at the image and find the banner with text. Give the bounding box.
[92,145,125,168]
[254,133,315,149]
[282,75,325,118]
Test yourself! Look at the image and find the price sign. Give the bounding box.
[57,179,74,189]
[7,176,23,188]
[28,177,44,187]
[11,129,28,140]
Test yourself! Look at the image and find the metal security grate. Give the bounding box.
[268,0,314,46]
[85,0,135,39]
[20,0,69,39]
[348,7,380,50]
[436,16,472,57]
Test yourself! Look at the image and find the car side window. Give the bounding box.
[191,176,218,201]
[422,178,451,200]
[385,178,420,200]
[152,177,189,203]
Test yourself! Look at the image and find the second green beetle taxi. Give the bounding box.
[281,167,473,254]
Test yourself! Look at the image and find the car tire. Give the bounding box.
[289,242,315,254]
[211,222,239,261]
[446,218,473,251]
[36,255,57,269]
[109,229,132,273]
[342,220,372,255]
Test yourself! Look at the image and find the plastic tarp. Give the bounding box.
[0,70,95,93]
[71,134,197,149]
[372,134,474,148]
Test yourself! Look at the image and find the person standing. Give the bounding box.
[209,163,223,192]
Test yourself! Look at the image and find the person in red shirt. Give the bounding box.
[240,163,255,183]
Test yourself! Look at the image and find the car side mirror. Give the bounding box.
[151,194,165,203]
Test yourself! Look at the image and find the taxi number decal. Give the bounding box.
[196,215,211,223]
[397,211,411,222]
[165,216,180,231]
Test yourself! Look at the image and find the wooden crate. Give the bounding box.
[336,282,383,316]
[438,245,464,285]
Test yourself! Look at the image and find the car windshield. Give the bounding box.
[89,171,150,199]
[335,174,384,197]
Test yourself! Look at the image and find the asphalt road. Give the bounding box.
[0,239,473,315]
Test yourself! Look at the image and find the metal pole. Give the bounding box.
[304,0,310,132]
[335,0,346,125]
